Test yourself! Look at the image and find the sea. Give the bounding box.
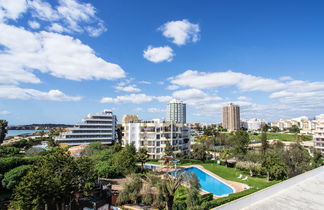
[7,130,48,137]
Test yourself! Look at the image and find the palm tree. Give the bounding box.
[158,173,185,210]
[0,120,8,144]
[220,148,232,167]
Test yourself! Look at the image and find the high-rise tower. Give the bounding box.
[222,103,240,131]
[167,99,186,123]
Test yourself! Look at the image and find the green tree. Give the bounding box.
[232,130,250,157]
[262,152,288,181]
[260,132,269,156]
[261,124,270,132]
[190,144,211,161]
[0,120,8,144]
[271,126,280,133]
[111,144,137,175]
[137,147,149,172]
[9,148,96,209]
[282,143,312,177]
[288,125,300,133]
[2,165,33,190]
[186,173,201,209]
[117,174,143,204]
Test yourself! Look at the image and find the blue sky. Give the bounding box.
[0,0,324,125]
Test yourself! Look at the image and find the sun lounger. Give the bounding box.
[237,174,242,179]
[242,176,248,181]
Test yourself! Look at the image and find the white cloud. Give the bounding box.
[147,108,165,113]
[237,96,251,101]
[166,84,179,90]
[172,88,222,106]
[155,96,173,103]
[143,45,174,63]
[279,76,293,81]
[169,70,286,92]
[0,85,81,101]
[138,80,151,85]
[114,85,141,92]
[26,0,107,36]
[100,94,153,104]
[0,110,10,115]
[0,24,125,85]
[28,20,40,29]
[0,0,27,22]
[159,19,200,46]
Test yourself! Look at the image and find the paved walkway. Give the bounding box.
[213,166,324,210]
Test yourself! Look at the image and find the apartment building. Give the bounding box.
[241,118,267,131]
[222,103,240,132]
[313,117,324,155]
[122,116,190,159]
[167,99,186,123]
[56,109,117,145]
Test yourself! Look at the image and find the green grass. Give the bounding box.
[249,133,312,141]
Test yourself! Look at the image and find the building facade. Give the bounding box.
[222,103,240,132]
[56,109,117,145]
[122,117,190,159]
[313,117,324,155]
[241,118,267,131]
[167,99,186,123]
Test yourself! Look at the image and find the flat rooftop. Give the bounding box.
[214,166,324,210]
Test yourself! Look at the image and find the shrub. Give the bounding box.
[236,161,262,176]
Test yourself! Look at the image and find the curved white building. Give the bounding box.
[55,109,117,145]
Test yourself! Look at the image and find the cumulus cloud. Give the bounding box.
[27,0,107,36]
[0,24,125,85]
[172,88,222,106]
[169,70,286,92]
[237,96,251,101]
[166,84,179,90]
[28,20,40,29]
[143,45,174,63]
[0,85,81,101]
[159,19,200,46]
[0,0,27,22]
[114,85,141,92]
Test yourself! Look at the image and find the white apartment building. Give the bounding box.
[241,118,267,131]
[271,116,321,134]
[313,117,324,155]
[56,109,117,145]
[167,99,186,123]
[122,116,190,159]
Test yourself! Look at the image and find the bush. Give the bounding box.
[0,156,38,174]
[95,161,120,178]
[236,161,262,176]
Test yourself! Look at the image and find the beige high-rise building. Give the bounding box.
[222,103,240,132]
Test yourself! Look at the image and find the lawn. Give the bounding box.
[249,132,312,141]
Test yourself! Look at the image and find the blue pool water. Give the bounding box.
[172,167,234,196]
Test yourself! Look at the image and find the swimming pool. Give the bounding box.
[171,167,234,196]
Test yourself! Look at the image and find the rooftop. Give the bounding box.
[214,166,324,210]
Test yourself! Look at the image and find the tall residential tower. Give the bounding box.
[167,99,186,123]
[222,103,240,132]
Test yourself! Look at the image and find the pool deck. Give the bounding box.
[182,165,246,198]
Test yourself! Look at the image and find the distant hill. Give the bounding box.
[8,124,73,130]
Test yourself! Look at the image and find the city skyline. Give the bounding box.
[1,0,324,125]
